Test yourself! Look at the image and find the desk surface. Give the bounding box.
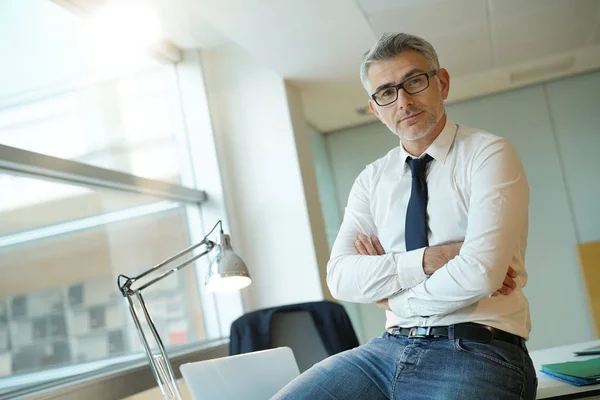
[531,340,600,399]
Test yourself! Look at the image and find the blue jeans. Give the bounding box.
[272,329,537,399]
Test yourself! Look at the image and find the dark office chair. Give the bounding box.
[229,300,359,372]
[270,310,329,372]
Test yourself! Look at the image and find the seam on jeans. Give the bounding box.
[391,342,409,398]
[518,346,529,400]
[518,349,525,400]
[454,339,525,378]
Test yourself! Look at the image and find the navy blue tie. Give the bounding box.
[405,154,433,251]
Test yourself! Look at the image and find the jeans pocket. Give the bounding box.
[454,338,525,376]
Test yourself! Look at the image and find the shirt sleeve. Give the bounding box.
[389,137,529,317]
[327,166,428,304]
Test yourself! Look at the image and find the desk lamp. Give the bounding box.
[117,220,251,400]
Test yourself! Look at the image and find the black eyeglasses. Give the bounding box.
[371,70,438,106]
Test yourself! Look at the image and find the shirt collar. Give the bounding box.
[398,118,457,170]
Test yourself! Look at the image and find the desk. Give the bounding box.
[120,339,600,400]
[531,340,600,399]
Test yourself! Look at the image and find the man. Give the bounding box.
[274,33,536,399]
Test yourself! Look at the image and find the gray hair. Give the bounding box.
[360,33,440,92]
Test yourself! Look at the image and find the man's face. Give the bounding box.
[367,51,450,142]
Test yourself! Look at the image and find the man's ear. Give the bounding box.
[438,68,450,100]
[368,99,384,123]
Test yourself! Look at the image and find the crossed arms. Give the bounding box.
[326,138,529,318]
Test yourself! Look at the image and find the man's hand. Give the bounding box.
[355,234,519,298]
[492,266,518,296]
[354,234,385,256]
[423,242,463,275]
[375,299,391,311]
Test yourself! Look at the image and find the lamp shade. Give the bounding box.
[205,233,251,292]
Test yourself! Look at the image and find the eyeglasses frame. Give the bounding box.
[371,70,439,107]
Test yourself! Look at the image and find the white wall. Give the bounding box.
[200,44,328,311]
[317,70,600,350]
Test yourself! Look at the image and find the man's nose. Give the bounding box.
[396,89,414,110]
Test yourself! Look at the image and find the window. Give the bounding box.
[0,67,192,185]
[0,174,205,379]
[0,0,237,396]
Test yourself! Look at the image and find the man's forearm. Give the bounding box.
[328,241,463,303]
[374,241,466,312]
[327,250,426,303]
[422,242,463,275]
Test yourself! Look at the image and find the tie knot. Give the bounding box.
[406,154,433,178]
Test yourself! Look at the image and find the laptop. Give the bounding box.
[180,347,300,400]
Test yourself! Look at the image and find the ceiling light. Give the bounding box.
[52,0,182,64]
[86,0,163,52]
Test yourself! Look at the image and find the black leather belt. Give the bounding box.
[389,323,526,349]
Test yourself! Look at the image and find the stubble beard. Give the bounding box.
[392,101,445,142]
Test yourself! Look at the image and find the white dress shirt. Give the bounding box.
[327,118,531,339]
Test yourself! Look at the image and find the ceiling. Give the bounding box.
[10,0,600,132]
[163,0,600,133]
[361,0,600,74]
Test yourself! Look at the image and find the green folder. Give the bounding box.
[541,357,600,386]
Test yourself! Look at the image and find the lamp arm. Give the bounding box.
[117,220,224,296]
[117,220,223,297]
[117,240,214,296]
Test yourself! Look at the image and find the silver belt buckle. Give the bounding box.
[408,327,431,338]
